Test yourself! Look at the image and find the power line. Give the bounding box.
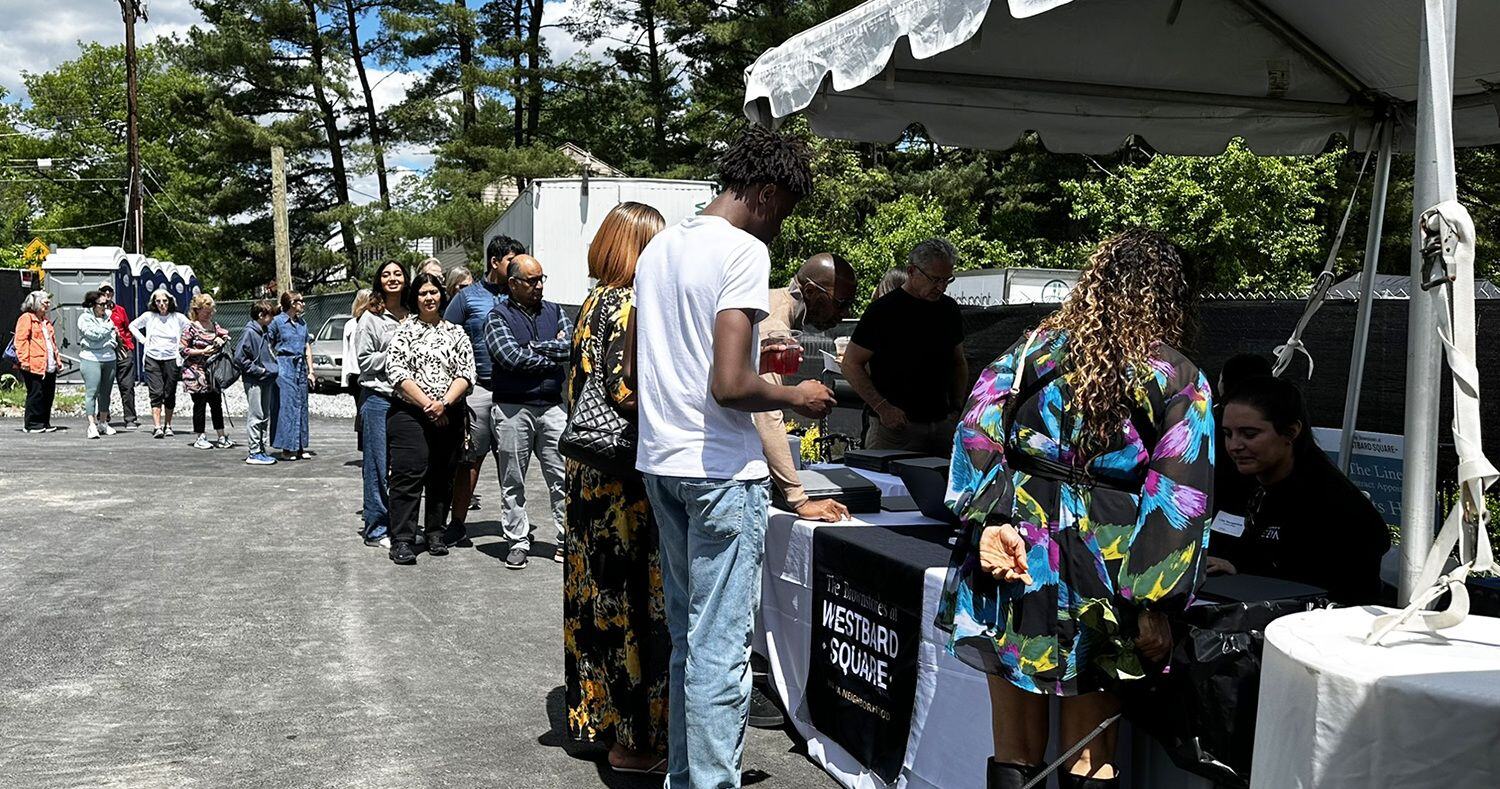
[32,217,127,233]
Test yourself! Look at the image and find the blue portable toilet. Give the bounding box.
[124,254,152,317]
[164,262,192,313]
[176,265,201,303]
[145,261,170,308]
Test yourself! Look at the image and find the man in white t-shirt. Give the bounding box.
[632,128,837,788]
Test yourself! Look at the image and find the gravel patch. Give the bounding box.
[2,383,358,421]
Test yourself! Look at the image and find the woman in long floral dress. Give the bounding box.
[563,202,669,774]
[938,229,1215,789]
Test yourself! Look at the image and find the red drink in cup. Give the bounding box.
[760,330,804,375]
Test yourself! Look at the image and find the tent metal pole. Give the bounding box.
[1339,118,1395,474]
[1400,0,1459,606]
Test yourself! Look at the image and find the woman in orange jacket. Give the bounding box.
[12,290,61,433]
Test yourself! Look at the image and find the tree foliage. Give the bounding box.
[3,1,1499,300]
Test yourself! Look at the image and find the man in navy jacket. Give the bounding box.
[482,254,573,569]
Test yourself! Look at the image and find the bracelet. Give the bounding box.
[872,397,888,411]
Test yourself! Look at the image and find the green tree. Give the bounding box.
[1064,139,1344,291]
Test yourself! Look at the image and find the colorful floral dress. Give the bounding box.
[179,321,229,394]
[937,328,1215,696]
[562,285,669,754]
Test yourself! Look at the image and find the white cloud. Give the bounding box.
[0,0,204,101]
[542,0,623,65]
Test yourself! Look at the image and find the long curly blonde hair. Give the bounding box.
[1038,228,1192,456]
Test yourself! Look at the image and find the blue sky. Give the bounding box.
[0,0,602,203]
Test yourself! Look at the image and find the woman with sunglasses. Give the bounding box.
[268,291,317,460]
[129,287,190,439]
[77,290,120,440]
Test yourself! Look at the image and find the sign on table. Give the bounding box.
[1311,428,1403,528]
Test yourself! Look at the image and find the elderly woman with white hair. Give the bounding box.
[12,290,61,433]
[129,288,191,439]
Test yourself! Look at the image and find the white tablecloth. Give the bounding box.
[1252,607,1500,788]
[755,509,1211,789]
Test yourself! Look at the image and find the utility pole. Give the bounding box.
[271,146,292,295]
[118,0,146,255]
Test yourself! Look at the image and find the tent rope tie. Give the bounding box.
[1272,121,1383,379]
[1366,201,1497,646]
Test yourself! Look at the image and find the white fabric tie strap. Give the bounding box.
[1366,201,1498,645]
[1272,127,1381,379]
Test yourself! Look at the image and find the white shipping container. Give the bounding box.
[483,178,717,306]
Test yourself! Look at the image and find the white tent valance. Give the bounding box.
[744,0,1500,155]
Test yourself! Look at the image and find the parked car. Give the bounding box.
[310,314,355,393]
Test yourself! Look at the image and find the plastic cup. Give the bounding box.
[760,329,803,375]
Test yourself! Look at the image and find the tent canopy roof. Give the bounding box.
[744,0,1500,155]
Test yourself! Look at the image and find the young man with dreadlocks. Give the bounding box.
[630,128,837,786]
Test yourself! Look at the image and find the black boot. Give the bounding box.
[988,761,1043,789]
[1058,772,1119,789]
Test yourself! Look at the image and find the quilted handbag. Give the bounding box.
[559,366,637,477]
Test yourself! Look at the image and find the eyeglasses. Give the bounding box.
[912,266,956,286]
[802,278,855,310]
[512,274,547,287]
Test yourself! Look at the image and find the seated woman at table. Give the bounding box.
[939,229,1215,789]
[1208,375,1389,605]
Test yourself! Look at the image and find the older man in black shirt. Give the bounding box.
[841,238,968,455]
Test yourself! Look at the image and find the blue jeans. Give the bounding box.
[243,377,275,456]
[642,474,770,789]
[359,392,391,539]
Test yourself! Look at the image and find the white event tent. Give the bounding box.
[745,0,1498,608]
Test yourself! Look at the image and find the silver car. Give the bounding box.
[310,314,355,393]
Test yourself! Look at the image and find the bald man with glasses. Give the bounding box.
[841,238,968,455]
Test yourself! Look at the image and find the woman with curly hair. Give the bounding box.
[938,228,1215,789]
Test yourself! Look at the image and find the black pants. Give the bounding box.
[386,401,462,545]
[113,353,138,423]
[20,369,56,430]
[144,356,179,410]
[191,391,224,434]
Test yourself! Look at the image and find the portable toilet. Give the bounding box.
[145,260,171,306]
[163,262,191,312]
[175,265,201,302]
[123,254,153,316]
[41,246,127,382]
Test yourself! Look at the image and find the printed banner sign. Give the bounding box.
[1312,427,1404,528]
[805,525,949,782]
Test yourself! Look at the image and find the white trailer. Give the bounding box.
[483,177,716,306]
[945,267,1080,307]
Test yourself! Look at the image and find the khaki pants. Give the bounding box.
[864,417,958,456]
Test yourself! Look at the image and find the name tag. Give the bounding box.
[1210,511,1247,538]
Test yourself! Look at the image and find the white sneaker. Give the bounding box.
[164,425,175,437]
[86,424,100,440]
[192,436,213,450]
[101,423,118,436]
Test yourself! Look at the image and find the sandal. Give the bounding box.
[610,757,667,775]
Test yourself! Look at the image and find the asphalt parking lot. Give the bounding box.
[0,416,829,788]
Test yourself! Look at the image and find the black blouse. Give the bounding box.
[1210,452,1391,605]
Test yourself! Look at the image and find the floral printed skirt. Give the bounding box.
[563,460,669,754]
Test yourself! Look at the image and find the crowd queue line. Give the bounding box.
[8,129,1391,788]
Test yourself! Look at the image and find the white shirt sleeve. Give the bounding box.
[716,239,771,322]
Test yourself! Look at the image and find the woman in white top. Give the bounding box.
[77,290,119,440]
[128,288,189,439]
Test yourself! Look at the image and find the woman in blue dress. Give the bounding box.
[268,291,315,460]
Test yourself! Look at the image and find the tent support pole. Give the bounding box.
[1229,0,1373,100]
[1400,0,1459,606]
[1339,117,1395,474]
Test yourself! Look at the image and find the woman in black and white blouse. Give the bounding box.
[384,272,476,565]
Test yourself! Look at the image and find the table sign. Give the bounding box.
[1311,428,1404,528]
[805,525,949,782]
